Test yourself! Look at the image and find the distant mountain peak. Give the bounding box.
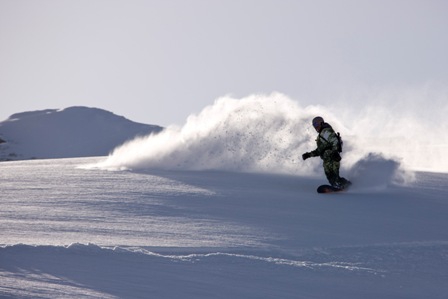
[0,106,163,161]
[7,109,59,121]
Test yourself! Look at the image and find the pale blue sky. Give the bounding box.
[1,0,447,126]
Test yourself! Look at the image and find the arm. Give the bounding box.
[302,148,319,160]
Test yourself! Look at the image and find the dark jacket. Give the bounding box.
[310,123,340,161]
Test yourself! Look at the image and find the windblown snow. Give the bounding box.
[1,93,448,298]
[96,93,447,174]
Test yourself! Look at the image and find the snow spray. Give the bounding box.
[95,89,447,180]
[97,93,323,175]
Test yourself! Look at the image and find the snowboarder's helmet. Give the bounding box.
[312,116,324,129]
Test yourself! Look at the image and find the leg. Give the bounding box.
[323,159,351,188]
[323,159,340,187]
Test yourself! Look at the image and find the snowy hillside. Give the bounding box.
[0,106,163,161]
[1,94,447,298]
[1,157,448,298]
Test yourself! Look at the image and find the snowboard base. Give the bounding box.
[317,184,344,193]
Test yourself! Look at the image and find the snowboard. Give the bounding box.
[317,184,345,193]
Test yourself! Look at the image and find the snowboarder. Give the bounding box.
[302,116,351,190]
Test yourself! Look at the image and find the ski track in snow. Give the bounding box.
[2,241,448,299]
[0,242,379,273]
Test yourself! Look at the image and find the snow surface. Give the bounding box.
[1,95,448,298]
[1,157,448,298]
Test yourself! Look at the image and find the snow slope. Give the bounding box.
[1,157,448,298]
[1,94,447,298]
[0,106,162,161]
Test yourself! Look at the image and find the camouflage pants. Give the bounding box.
[323,159,346,187]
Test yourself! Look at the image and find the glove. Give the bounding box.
[302,152,311,160]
